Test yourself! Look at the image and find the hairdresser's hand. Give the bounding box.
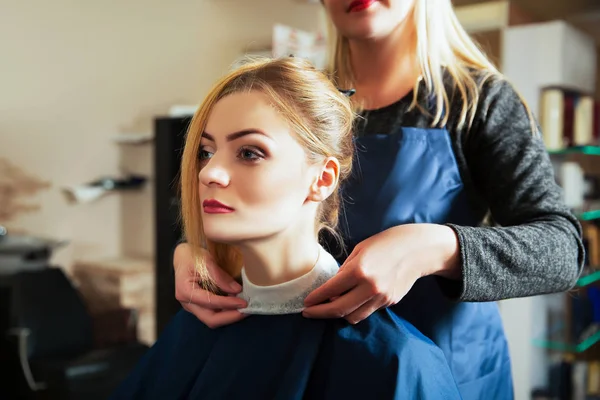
[302,224,461,324]
[174,243,248,329]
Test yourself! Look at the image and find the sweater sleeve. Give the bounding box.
[440,78,585,302]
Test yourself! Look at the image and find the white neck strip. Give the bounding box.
[237,246,339,315]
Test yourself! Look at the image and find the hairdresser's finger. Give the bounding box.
[183,303,219,327]
[184,287,247,310]
[344,295,382,325]
[174,275,246,310]
[303,267,358,307]
[202,250,243,294]
[173,244,241,295]
[335,246,359,273]
[303,283,373,319]
[186,305,248,329]
[174,267,246,311]
[205,309,248,329]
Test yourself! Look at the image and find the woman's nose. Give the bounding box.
[198,158,231,188]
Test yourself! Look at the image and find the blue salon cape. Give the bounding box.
[336,126,514,399]
[112,308,462,399]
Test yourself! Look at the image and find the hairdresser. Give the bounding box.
[172,1,584,398]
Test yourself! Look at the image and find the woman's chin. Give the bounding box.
[203,228,251,245]
[204,232,238,245]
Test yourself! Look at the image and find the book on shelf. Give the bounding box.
[540,87,599,151]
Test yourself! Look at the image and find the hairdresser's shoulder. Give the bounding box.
[443,67,524,112]
[474,70,525,108]
[464,69,531,128]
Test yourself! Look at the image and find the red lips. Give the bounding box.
[202,199,234,214]
[348,0,375,12]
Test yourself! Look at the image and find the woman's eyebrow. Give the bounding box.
[201,129,272,142]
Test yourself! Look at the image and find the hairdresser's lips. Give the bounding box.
[202,199,235,214]
[347,0,376,12]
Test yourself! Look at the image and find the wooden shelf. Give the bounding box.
[72,256,156,345]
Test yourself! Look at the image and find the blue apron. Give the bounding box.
[337,126,514,400]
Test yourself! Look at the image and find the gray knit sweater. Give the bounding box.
[356,75,585,302]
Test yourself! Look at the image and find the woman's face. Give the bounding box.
[322,0,415,41]
[198,91,321,244]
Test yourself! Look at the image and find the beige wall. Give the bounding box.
[0,0,323,270]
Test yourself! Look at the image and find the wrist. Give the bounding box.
[438,225,461,279]
[422,224,461,280]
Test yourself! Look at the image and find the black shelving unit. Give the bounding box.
[153,116,192,336]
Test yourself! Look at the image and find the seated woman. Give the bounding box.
[111,58,462,400]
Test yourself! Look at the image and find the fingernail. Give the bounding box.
[230,281,242,291]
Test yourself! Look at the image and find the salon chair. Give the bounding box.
[1,267,149,400]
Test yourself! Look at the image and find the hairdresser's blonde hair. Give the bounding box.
[329,0,534,131]
[180,57,355,292]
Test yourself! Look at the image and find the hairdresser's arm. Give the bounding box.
[302,79,584,323]
[425,79,583,301]
[438,79,585,302]
[173,242,247,328]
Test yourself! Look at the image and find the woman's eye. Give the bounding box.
[198,148,214,160]
[238,147,264,162]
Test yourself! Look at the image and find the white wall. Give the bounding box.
[0,0,323,269]
[501,20,596,400]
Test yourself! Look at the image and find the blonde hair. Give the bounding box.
[329,0,534,131]
[180,57,355,292]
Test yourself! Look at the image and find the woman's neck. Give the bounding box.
[235,230,321,287]
[348,20,420,110]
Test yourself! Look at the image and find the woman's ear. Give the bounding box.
[308,157,340,202]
